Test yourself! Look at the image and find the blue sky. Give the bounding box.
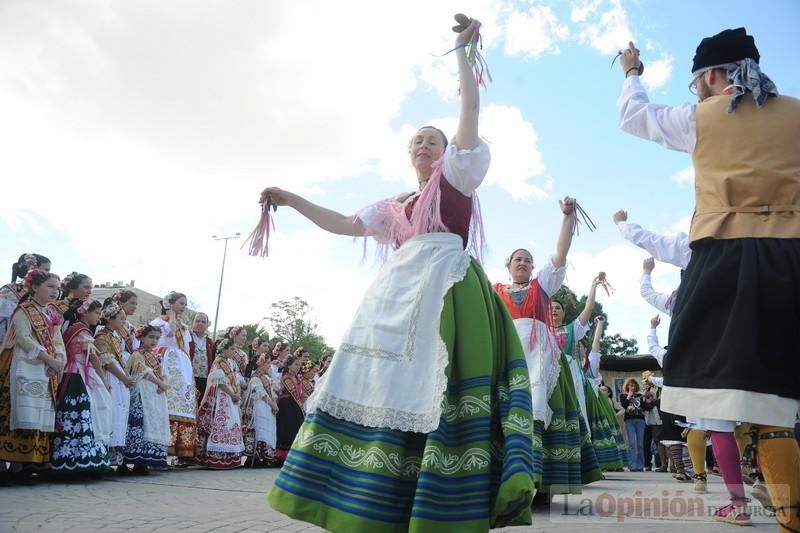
[1,0,798,352]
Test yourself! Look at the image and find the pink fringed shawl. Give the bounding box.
[362,157,486,263]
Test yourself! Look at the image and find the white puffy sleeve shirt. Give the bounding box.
[357,140,491,241]
[616,221,692,270]
[618,75,697,153]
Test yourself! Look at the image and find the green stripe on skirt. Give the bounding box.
[268,259,535,532]
[595,389,629,467]
[583,381,626,471]
[534,354,603,494]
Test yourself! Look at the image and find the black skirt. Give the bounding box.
[666,238,800,400]
[275,397,304,455]
[658,411,687,442]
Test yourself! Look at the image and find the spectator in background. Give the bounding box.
[642,378,665,471]
[318,353,332,379]
[620,378,647,471]
[245,337,269,378]
[189,313,214,401]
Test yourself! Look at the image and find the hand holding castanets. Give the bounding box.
[452,13,481,47]
[618,41,644,77]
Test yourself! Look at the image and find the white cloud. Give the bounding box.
[504,5,570,58]
[369,103,550,200]
[571,0,603,23]
[574,0,634,55]
[670,166,695,185]
[0,1,510,186]
[667,214,693,236]
[641,54,674,90]
[0,0,512,345]
[480,105,550,199]
[566,244,680,353]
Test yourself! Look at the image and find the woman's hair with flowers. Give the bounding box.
[12,253,50,283]
[100,302,124,325]
[17,269,60,304]
[215,336,235,355]
[61,272,90,300]
[159,291,186,314]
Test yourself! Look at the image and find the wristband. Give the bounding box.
[626,64,644,77]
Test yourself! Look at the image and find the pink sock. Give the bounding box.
[710,431,746,501]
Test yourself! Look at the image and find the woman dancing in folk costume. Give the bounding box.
[95,302,136,473]
[50,298,113,475]
[0,254,51,342]
[196,337,244,469]
[266,16,535,532]
[241,353,279,467]
[54,273,93,331]
[123,325,171,474]
[618,29,800,530]
[574,317,627,471]
[149,291,197,461]
[273,356,304,464]
[580,317,629,470]
[493,242,602,497]
[189,313,214,401]
[0,270,64,485]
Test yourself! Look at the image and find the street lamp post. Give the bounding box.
[212,233,240,342]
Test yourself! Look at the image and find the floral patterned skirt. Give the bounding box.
[50,372,110,473]
[168,419,197,457]
[243,428,277,466]
[197,387,243,469]
[124,387,168,466]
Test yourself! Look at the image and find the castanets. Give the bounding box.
[452,13,471,33]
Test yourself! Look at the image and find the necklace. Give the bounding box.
[508,280,531,291]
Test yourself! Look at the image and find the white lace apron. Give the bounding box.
[513,318,561,428]
[307,232,470,433]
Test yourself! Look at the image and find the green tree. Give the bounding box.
[600,333,639,357]
[241,323,269,344]
[552,285,638,356]
[268,297,334,360]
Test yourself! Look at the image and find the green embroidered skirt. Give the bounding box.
[268,259,535,532]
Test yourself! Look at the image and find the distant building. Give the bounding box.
[91,281,196,327]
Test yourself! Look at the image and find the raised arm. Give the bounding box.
[587,316,604,378]
[258,188,366,237]
[647,315,667,368]
[552,197,577,268]
[617,41,696,153]
[591,316,604,354]
[453,19,481,150]
[640,258,675,315]
[613,210,692,269]
[578,277,600,326]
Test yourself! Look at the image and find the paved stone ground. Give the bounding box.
[0,468,779,532]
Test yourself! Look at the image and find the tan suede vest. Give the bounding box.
[690,93,800,244]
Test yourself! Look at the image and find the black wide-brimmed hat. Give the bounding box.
[692,27,759,74]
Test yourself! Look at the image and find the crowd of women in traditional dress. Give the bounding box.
[0,253,331,484]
